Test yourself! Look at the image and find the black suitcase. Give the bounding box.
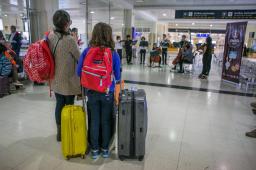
[0,76,9,98]
[118,89,148,161]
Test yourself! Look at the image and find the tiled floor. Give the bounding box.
[0,60,255,170]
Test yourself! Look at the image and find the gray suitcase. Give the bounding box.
[118,89,147,161]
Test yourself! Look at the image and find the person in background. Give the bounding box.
[9,26,22,58]
[139,36,148,65]
[0,33,23,86]
[150,43,161,67]
[77,22,121,159]
[71,27,83,46]
[115,36,123,60]
[178,43,193,73]
[180,35,189,49]
[0,31,6,43]
[48,10,81,142]
[160,34,169,65]
[199,36,213,79]
[124,35,133,64]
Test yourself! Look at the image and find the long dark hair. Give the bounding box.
[53,10,71,35]
[89,22,115,50]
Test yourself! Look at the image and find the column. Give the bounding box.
[28,0,59,42]
[122,9,133,38]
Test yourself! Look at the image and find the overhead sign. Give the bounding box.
[168,28,226,34]
[222,22,247,84]
[175,10,256,19]
[196,33,210,38]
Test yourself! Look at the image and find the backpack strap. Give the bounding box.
[49,32,63,97]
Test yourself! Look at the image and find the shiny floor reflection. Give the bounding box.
[0,61,255,170]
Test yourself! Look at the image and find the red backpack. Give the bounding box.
[23,32,60,83]
[81,47,113,93]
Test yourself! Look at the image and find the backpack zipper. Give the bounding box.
[82,70,107,87]
[83,66,107,73]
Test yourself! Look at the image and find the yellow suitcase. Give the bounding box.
[61,105,87,160]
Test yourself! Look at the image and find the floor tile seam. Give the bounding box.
[124,80,256,97]
[175,101,190,170]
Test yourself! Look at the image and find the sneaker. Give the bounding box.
[245,129,256,138]
[199,74,207,79]
[13,81,23,86]
[250,102,256,108]
[91,150,99,160]
[101,149,109,158]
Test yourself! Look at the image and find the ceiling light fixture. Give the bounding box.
[162,13,167,17]
[122,24,124,26]
[4,14,7,17]
[210,24,213,27]
[90,11,95,14]
[110,17,115,20]
[192,23,195,25]
[175,24,178,26]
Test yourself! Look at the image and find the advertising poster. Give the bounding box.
[222,22,248,83]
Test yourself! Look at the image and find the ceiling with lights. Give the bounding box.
[0,0,255,30]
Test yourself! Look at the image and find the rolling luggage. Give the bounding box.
[61,105,87,160]
[118,89,147,161]
[0,76,9,98]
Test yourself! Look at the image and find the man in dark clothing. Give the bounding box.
[124,35,133,64]
[9,26,22,72]
[160,34,169,65]
[139,36,148,64]
[180,35,189,48]
[9,26,21,58]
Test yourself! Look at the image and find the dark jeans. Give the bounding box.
[117,49,122,60]
[55,93,75,125]
[140,49,146,64]
[126,49,132,64]
[162,49,168,65]
[179,59,184,72]
[201,54,212,75]
[87,90,114,150]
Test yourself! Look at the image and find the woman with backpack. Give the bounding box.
[77,22,121,159]
[48,10,81,142]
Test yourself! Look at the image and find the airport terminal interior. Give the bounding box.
[0,0,256,170]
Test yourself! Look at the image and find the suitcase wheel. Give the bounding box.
[119,156,125,161]
[66,156,70,160]
[138,156,144,161]
[81,155,85,159]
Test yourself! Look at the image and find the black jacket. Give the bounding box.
[9,32,22,55]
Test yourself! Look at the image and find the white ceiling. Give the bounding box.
[0,0,255,31]
[135,0,256,9]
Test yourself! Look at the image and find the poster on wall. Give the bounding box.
[222,22,247,84]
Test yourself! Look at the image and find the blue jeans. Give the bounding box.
[55,93,75,125]
[87,90,114,150]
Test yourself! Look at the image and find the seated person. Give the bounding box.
[0,43,23,86]
[149,43,161,67]
[178,44,193,73]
